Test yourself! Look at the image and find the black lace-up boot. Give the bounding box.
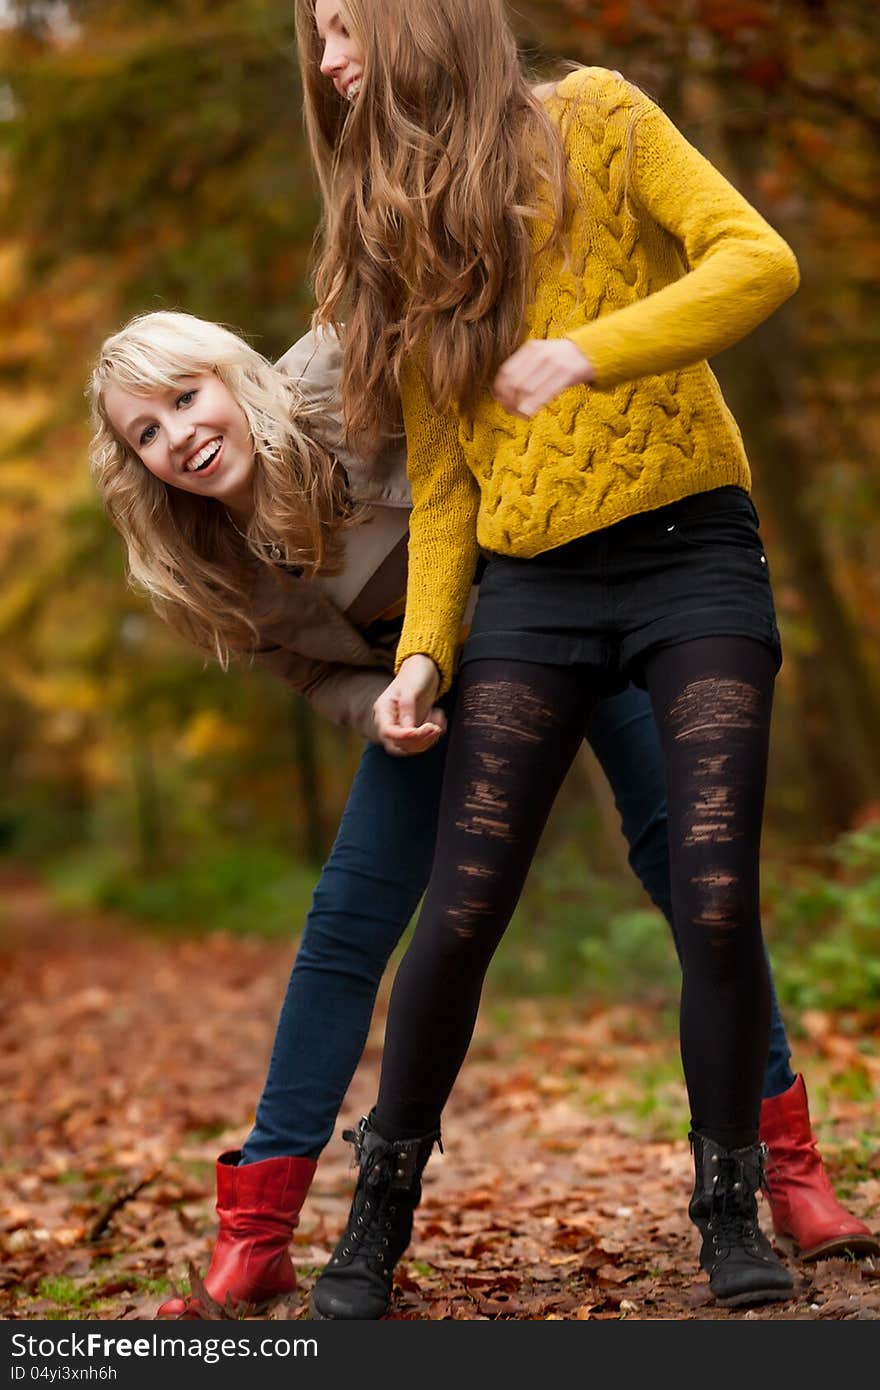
[310,1113,441,1320]
[689,1131,795,1307]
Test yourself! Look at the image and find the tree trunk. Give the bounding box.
[291,697,328,867]
[696,76,880,827]
[131,729,162,870]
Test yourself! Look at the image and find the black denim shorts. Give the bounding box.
[462,486,782,685]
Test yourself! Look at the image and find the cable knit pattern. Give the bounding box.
[396,67,800,692]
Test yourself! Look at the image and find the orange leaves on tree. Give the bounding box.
[697,0,772,42]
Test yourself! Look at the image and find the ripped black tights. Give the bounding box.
[375,637,775,1150]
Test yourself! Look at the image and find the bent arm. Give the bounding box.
[393,363,481,695]
[566,91,800,386]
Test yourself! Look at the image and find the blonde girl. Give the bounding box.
[90,311,358,663]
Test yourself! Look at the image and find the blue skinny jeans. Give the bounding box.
[241,682,794,1162]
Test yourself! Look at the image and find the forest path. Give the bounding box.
[1,870,878,1321]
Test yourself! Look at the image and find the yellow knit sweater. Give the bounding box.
[396,67,800,692]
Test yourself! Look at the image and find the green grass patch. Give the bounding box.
[31,1270,172,1319]
[184,1123,231,1144]
[763,825,880,1012]
[37,1277,92,1309]
[487,834,679,1002]
[128,1275,172,1296]
[43,842,318,939]
[181,1158,217,1181]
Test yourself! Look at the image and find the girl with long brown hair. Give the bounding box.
[297,0,836,1318]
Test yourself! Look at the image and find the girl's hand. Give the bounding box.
[493,338,594,419]
[373,654,445,756]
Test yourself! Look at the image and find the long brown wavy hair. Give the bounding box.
[295,0,572,452]
[88,311,358,666]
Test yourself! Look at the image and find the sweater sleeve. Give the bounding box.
[393,362,481,695]
[565,86,800,386]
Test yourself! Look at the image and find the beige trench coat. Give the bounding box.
[248,329,412,741]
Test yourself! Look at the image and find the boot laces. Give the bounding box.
[708,1148,764,1255]
[710,1195,758,1253]
[334,1124,406,1269]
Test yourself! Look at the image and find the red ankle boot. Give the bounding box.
[157,1150,317,1317]
[759,1074,879,1261]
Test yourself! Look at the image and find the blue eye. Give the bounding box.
[136,386,196,448]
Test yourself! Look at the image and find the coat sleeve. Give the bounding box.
[274,327,351,459]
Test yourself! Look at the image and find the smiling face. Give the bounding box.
[103,373,256,521]
[313,0,364,101]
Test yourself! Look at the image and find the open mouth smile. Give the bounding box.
[184,439,223,474]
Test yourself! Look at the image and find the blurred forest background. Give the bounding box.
[1,0,879,1012]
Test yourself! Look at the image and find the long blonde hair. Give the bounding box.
[88,311,356,665]
[295,0,572,452]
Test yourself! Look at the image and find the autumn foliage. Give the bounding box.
[0,0,879,1326]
